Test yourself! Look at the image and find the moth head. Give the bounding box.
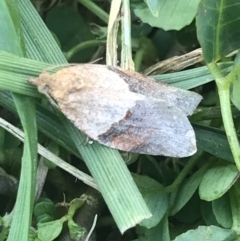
[29,71,53,96]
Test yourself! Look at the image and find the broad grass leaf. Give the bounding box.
[0,1,22,55]
[0,91,81,158]
[0,1,38,241]
[19,0,152,233]
[193,124,234,162]
[153,62,232,89]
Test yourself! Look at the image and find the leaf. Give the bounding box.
[8,95,38,240]
[19,0,151,233]
[0,216,9,241]
[68,219,86,241]
[0,1,22,55]
[143,0,161,17]
[231,78,240,111]
[193,124,234,163]
[45,6,95,62]
[173,193,201,223]
[138,216,170,241]
[37,219,64,241]
[0,1,38,241]
[229,181,240,233]
[132,0,201,31]
[133,174,169,229]
[196,0,240,63]
[0,127,5,150]
[0,50,232,95]
[212,194,232,228]
[199,161,239,201]
[106,0,121,66]
[172,225,237,241]
[34,198,55,223]
[201,201,219,226]
[0,91,80,158]
[153,62,232,90]
[170,165,209,216]
[228,64,240,110]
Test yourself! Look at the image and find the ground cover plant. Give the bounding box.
[1,0,240,240]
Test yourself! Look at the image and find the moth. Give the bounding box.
[29,64,202,157]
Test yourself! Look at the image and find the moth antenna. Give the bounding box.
[43,64,69,73]
[43,61,104,74]
[43,63,85,73]
[89,57,103,64]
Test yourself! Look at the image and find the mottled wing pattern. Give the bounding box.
[32,65,144,138]
[58,89,143,139]
[106,66,202,116]
[30,64,200,157]
[98,97,196,157]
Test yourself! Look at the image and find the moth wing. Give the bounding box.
[108,67,202,116]
[33,65,197,157]
[98,97,197,157]
[33,65,140,140]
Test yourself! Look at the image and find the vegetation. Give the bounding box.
[0,0,240,240]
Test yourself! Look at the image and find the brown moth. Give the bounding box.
[29,64,202,157]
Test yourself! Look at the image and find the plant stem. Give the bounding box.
[208,62,240,170]
[164,151,202,193]
[230,181,240,233]
[121,0,134,70]
[68,197,87,218]
[77,0,109,24]
[64,40,106,61]
[134,48,145,72]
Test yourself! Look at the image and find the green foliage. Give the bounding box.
[170,164,209,216]
[132,0,201,30]
[133,173,169,228]
[212,194,232,228]
[34,198,56,223]
[228,64,240,111]
[45,6,95,62]
[0,0,240,241]
[34,197,86,241]
[172,226,237,241]
[194,124,235,162]
[199,161,239,201]
[196,0,240,63]
[143,0,161,17]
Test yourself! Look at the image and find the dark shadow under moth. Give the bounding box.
[29,64,202,157]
